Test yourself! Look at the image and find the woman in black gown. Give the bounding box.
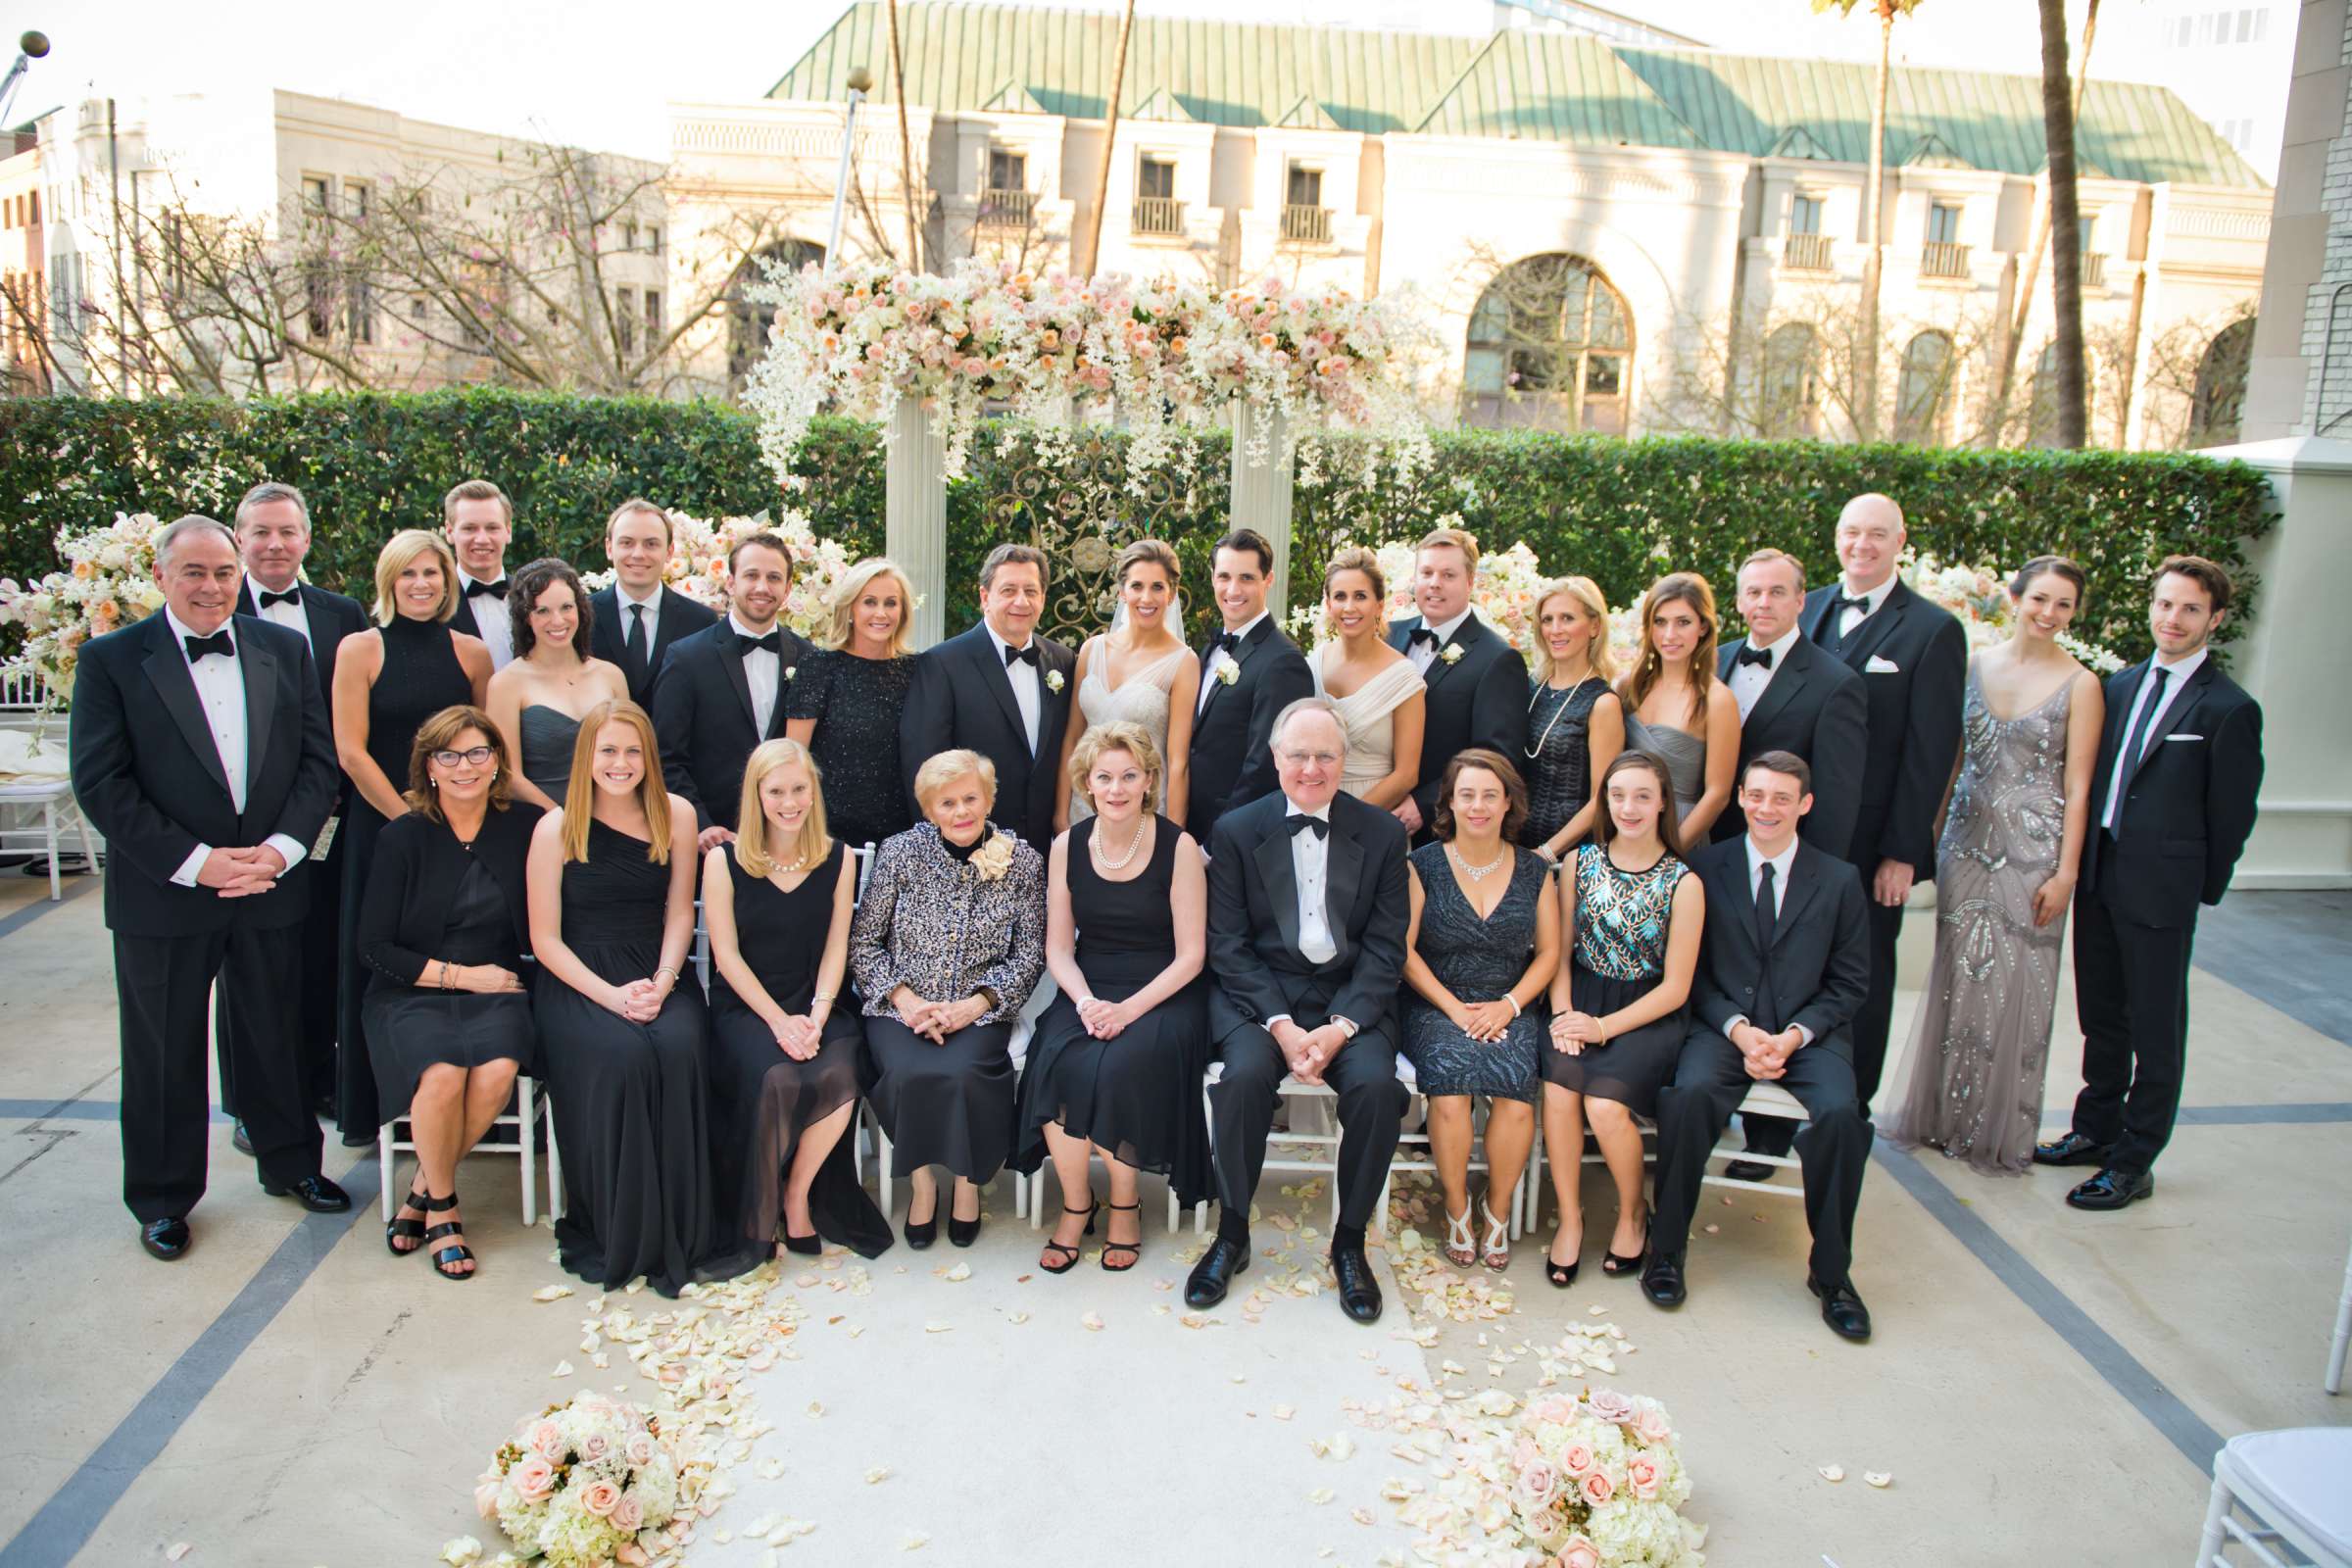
[1015,721,1209,1275]
[786,557,917,852]
[333,529,490,1143]
[705,738,891,1259]
[359,706,541,1280]
[1523,575,1625,860]
[528,698,746,1295]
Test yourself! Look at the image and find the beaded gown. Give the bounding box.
[1521,677,1607,850]
[786,650,915,851]
[1883,667,2075,1175]
[1544,842,1690,1116]
[1400,843,1547,1102]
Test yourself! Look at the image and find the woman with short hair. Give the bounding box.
[786,556,919,852]
[1522,575,1625,859]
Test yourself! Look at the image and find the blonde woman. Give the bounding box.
[1052,539,1201,832]
[851,749,1048,1250]
[1617,573,1739,845]
[705,739,890,1258]
[330,529,491,1140]
[786,556,918,850]
[1524,576,1625,858]
[528,700,734,1296]
[1310,547,1425,808]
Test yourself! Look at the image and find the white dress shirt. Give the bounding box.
[985,621,1045,754]
[247,579,311,649]
[162,609,310,887]
[2103,646,2208,833]
[1265,798,1360,1037]
[461,570,515,669]
[1728,624,1802,721]
[1404,608,1473,675]
[1835,574,1897,641]
[1200,609,1269,713]
[1723,834,1811,1046]
[617,583,662,661]
[730,613,784,737]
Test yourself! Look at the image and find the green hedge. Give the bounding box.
[1,390,2276,662]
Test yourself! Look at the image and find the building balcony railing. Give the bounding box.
[977,188,1037,230]
[2081,250,2108,289]
[1132,196,1186,237]
[1783,231,1835,270]
[1279,204,1333,245]
[1921,240,1972,279]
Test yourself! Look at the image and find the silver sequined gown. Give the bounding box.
[1882,667,2074,1175]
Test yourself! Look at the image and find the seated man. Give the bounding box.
[1189,698,1410,1325]
[1642,751,1877,1341]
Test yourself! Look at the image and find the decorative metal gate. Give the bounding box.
[982,430,1200,646]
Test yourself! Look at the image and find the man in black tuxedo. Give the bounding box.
[1384,526,1528,844]
[1716,549,1865,856]
[69,515,349,1261]
[216,481,368,1150]
[1642,753,1876,1341]
[1189,527,1316,848]
[898,543,1076,852]
[2034,557,2264,1210]
[652,531,811,851]
[588,498,716,704]
[1188,698,1411,1325]
[442,477,517,670]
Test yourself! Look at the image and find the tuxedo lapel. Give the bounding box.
[713,624,760,733]
[1837,584,1908,669]
[2143,659,2217,750]
[1801,588,1838,646]
[1418,616,1479,697]
[1253,822,1304,959]
[970,632,1032,752]
[1772,850,1824,948]
[1716,847,1760,956]
[141,621,232,801]
[1741,640,1809,737]
[238,626,279,784]
[650,588,690,670]
[299,589,338,657]
[1323,817,1364,965]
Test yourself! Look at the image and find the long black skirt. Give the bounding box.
[858,1015,1015,1183]
[709,1003,892,1258]
[1010,961,1211,1206]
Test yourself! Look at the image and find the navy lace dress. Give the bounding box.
[1399,843,1547,1102]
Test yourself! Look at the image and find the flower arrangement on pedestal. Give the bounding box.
[578,510,856,641]
[472,1395,686,1567]
[1282,523,1547,653]
[0,512,170,709]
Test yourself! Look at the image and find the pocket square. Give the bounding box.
[1865,655,1901,673]
[2163,733,2204,742]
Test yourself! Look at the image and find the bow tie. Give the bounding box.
[184,630,235,662]
[1407,626,1442,649]
[735,630,783,657]
[1003,642,1041,667]
[258,587,303,610]
[1834,594,1872,618]
[1286,813,1329,840]
[1210,631,1241,655]
[1736,644,1774,669]
[465,578,509,600]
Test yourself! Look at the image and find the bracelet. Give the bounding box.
[1505,994,1522,1018]
[811,991,835,1005]
[654,966,677,987]
[1076,995,1097,1007]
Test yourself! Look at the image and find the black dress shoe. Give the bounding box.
[1183,1236,1250,1308]
[2065,1167,2153,1211]
[1722,1159,1776,1184]
[947,1211,980,1249]
[1640,1253,1686,1308]
[1808,1274,1873,1341]
[140,1216,191,1260]
[2032,1131,2112,1167]
[261,1173,352,1212]
[903,1203,937,1250]
[1331,1244,1383,1324]
[231,1120,254,1156]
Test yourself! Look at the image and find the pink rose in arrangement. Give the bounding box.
[624,1433,656,1468]
[578,1479,622,1518]
[615,1544,651,1567]
[1513,1461,1561,1511]
[579,1432,612,1461]
[473,1481,502,1521]
[612,1492,645,1531]
[1635,1407,1673,1445]
[529,1419,565,1460]
[1561,1442,1596,1477]
[1626,1453,1662,1499]
[1555,1537,1602,1568]
[1513,1437,1541,1469]
[511,1454,556,1502]
[1534,1398,1575,1425]
[1588,1390,1635,1424]
[1581,1470,1615,1506]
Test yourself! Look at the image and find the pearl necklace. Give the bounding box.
[1093,816,1148,871]
[1525,672,1596,760]
[1448,842,1507,883]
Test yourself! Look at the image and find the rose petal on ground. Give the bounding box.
[864,1466,891,1484]
[532,1285,573,1302]
[165,1548,192,1564]
[1865,1470,1893,1488]
[942,1262,972,1282]
[439,1538,482,1567]
[902,1533,929,1550]
[1081,1311,1105,1331]
[1818,1463,1845,1482]
[550,1361,573,1378]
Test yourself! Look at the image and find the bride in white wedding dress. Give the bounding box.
[1053,539,1201,830]
[1308,546,1425,808]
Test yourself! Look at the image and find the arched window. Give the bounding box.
[727,239,826,392]
[2188,317,2253,448]
[1760,322,1823,439]
[1460,254,1632,434]
[1894,330,1956,445]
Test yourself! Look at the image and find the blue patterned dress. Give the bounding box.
[1400,844,1547,1102]
[1543,842,1690,1115]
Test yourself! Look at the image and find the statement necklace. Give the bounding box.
[1093,815,1148,871]
[1448,842,1507,884]
[1525,672,1596,760]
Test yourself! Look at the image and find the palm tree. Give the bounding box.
[2034,0,2091,445]
[1991,0,2100,440]
[886,0,922,268]
[1815,0,1926,441]
[1076,0,1139,276]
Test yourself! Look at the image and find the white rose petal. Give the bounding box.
[942,1262,972,1282]
[1865,1470,1893,1489]
[1818,1463,1845,1483]
[1081,1311,1105,1331]
[902,1532,929,1550]
[440,1539,483,1567]
[865,1466,891,1485]
[166,1548,193,1564]
[551,1360,574,1378]
[532,1285,574,1302]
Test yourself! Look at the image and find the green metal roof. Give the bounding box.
[770,2,2266,188]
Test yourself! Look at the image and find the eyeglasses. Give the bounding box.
[1279,750,1343,768]
[430,746,497,768]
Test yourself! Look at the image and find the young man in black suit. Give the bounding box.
[1385,526,1528,844]
[651,531,811,851]
[2034,557,2264,1210]
[1190,698,1411,1325]
[69,515,349,1261]
[898,543,1076,852]
[1642,752,1876,1341]
[1189,527,1316,848]
[588,498,716,705]
[442,477,517,670]
[1716,548,1866,857]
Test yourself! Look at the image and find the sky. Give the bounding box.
[0,0,2147,163]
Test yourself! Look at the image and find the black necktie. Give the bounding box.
[1004,642,1041,667]
[1286,813,1329,840]
[1751,859,1780,1027]
[736,630,782,657]
[466,578,509,600]
[1736,644,1773,669]
[258,588,302,610]
[184,630,235,662]
[2111,665,2172,831]
[1210,631,1241,655]
[1753,859,1779,952]
[1407,626,1441,649]
[625,603,650,671]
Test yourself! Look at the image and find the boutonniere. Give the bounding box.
[784,664,798,681]
[1045,668,1065,694]
[970,829,1015,882]
[1215,662,1240,686]
[1439,643,1464,666]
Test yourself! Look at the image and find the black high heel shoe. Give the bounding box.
[1600,1214,1649,1277]
[1101,1200,1143,1272]
[1545,1227,1582,1289]
[1040,1200,1097,1274]
[780,1229,822,1256]
[904,1190,939,1250]
[947,1183,981,1248]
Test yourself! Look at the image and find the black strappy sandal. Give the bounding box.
[1040,1200,1097,1275]
[385,1183,432,1257]
[1101,1200,1143,1272]
[421,1191,472,1282]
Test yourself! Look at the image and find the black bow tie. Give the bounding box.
[1004,642,1041,667]
[1835,594,1872,618]
[735,630,783,657]
[1210,631,1241,655]
[1286,813,1329,840]
[466,578,509,600]
[1736,644,1774,669]
[1407,626,1442,649]
[183,630,235,662]
[257,587,303,610]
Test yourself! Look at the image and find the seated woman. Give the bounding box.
[360,705,542,1282]
[1400,750,1558,1272]
[851,749,1047,1250]
[528,699,741,1295]
[1016,721,1210,1275]
[705,739,892,1259]
[1543,750,1705,1288]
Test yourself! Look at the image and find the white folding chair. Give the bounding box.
[376,1074,548,1225]
[1197,1056,1425,1240]
[1385,1058,1531,1240]
[1523,1081,1806,1232]
[2196,1428,2352,1567]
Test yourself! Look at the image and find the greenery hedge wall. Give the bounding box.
[0,389,2276,662]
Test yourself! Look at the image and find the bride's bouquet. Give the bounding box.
[475,1394,683,1566]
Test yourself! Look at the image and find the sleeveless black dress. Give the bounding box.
[538,818,741,1295]
[708,843,892,1257]
[1012,816,1211,1204]
[337,613,472,1140]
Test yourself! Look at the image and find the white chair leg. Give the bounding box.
[2328,1225,2352,1394]
[41,799,61,901]
[1029,1170,1046,1231]
[873,1114,895,1221]
[2195,1468,2231,1567]
[378,1123,396,1222]
[1371,1169,1392,1240]
[517,1077,538,1228]
[1165,1184,1180,1234]
[546,1120,565,1223]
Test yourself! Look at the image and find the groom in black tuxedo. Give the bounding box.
[1642,752,1876,1341]
[70,515,349,1261]
[1189,698,1411,1325]
[441,477,517,670]
[2034,557,2263,1210]
[653,531,812,850]
[899,543,1076,852]
[1715,549,1865,857]
[1385,526,1527,844]
[588,498,717,704]
[1189,528,1316,848]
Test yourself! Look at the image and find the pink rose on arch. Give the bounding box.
[1560,1442,1596,1476]
[612,1492,645,1531]
[1587,1390,1635,1424]
[528,1419,565,1459]
[512,1453,556,1501]
[578,1479,622,1518]
[1635,1407,1673,1445]
[624,1433,656,1468]
[1556,1537,1602,1568]
[1581,1470,1615,1506]
[1626,1454,1662,1499]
